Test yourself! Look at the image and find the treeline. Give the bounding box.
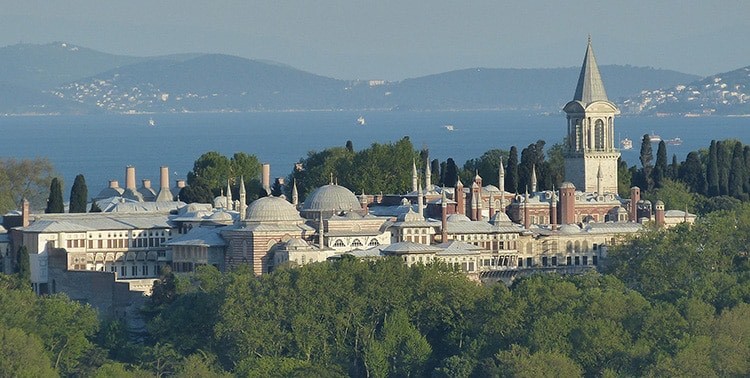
[3,203,742,376]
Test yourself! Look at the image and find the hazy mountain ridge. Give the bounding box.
[0,42,731,115]
[622,66,750,116]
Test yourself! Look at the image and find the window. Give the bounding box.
[369,239,379,246]
[551,256,557,266]
[131,266,137,276]
[566,256,572,265]
[574,256,580,266]
[542,256,548,266]
[333,239,345,247]
[583,256,588,265]
[593,256,598,265]
[351,239,363,247]
[526,257,532,267]
[595,119,605,150]
[142,265,148,276]
[120,266,126,277]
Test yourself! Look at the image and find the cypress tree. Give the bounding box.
[743,145,750,194]
[707,140,720,196]
[679,151,706,195]
[89,200,102,213]
[639,134,654,191]
[15,246,30,284]
[430,159,440,186]
[669,154,679,179]
[505,146,519,193]
[717,141,730,195]
[45,177,64,213]
[69,174,88,213]
[653,141,668,188]
[728,141,745,199]
[444,158,458,188]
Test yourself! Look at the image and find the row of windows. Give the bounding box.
[331,238,380,248]
[519,255,598,268]
[67,237,169,250]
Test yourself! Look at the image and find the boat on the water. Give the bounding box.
[620,137,633,150]
[444,124,455,131]
[148,117,156,127]
[356,116,366,126]
[666,137,682,146]
[648,131,661,142]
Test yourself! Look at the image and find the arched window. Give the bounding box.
[595,119,605,150]
[368,239,380,246]
[333,239,345,247]
[351,239,363,247]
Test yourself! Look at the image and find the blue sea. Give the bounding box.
[1,111,749,197]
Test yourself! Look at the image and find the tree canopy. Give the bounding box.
[0,158,56,213]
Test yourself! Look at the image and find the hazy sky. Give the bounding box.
[1,1,748,80]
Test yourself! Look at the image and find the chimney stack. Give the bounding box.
[560,182,576,225]
[155,166,175,202]
[262,163,271,193]
[655,200,665,227]
[125,166,136,190]
[109,180,120,189]
[441,189,448,243]
[142,179,151,189]
[176,179,186,189]
[630,186,641,222]
[22,198,30,228]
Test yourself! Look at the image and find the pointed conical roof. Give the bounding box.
[573,37,609,104]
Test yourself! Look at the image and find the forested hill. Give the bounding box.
[0,42,701,114]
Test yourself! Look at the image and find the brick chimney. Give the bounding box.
[630,186,641,222]
[655,200,665,227]
[560,182,576,225]
[125,166,136,190]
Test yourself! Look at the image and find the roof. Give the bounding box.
[301,184,362,213]
[381,241,442,255]
[573,38,609,104]
[165,226,228,247]
[436,240,483,255]
[246,196,303,223]
[18,213,174,233]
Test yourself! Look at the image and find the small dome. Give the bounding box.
[285,238,310,248]
[397,208,424,222]
[560,182,576,189]
[447,213,471,223]
[207,210,233,222]
[213,196,229,208]
[489,211,512,225]
[246,196,302,222]
[302,184,362,213]
[559,224,581,234]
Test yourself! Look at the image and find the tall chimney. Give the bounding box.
[441,189,448,243]
[630,186,641,222]
[262,163,271,193]
[142,179,151,189]
[455,179,464,216]
[109,180,120,189]
[125,166,136,190]
[160,166,170,189]
[655,200,665,227]
[550,193,558,231]
[560,182,576,225]
[22,198,30,228]
[176,179,186,189]
[523,191,530,229]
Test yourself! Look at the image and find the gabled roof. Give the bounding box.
[573,38,609,104]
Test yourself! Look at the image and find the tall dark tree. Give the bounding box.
[707,140,720,196]
[505,146,519,193]
[653,141,668,188]
[15,246,30,284]
[178,185,214,204]
[69,174,88,213]
[430,159,441,186]
[617,157,632,197]
[89,200,102,213]
[444,158,459,188]
[45,177,64,213]
[728,141,745,199]
[669,154,680,179]
[345,140,354,153]
[716,141,730,196]
[439,161,447,186]
[744,145,750,194]
[639,134,654,191]
[679,151,706,195]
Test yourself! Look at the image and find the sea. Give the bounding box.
[1,111,749,198]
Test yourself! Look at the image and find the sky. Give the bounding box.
[1,1,748,81]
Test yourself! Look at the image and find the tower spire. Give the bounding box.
[531,164,537,193]
[573,37,608,104]
[412,159,418,192]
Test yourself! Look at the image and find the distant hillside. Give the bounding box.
[622,66,750,116]
[0,42,711,114]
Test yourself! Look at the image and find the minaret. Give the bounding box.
[412,159,418,192]
[291,179,299,206]
[488,192,495,218]
[531,164,538,193]
[424,156,432,190]
[417,183,424,218]
[596,164,603,194]
[550,187,558,230]
[226,179,233,209]
[239,176,247,221]
[563,37,620,193]
[455,178,465,216]
[440,188,448,243]
[523,188,530,229]
[499,158,506,212]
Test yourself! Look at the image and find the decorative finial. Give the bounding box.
[329,172,333,185]
[588,34,591,44]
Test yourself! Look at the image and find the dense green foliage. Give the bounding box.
[182,151,262,204]
[0,157,56,213]
[290,137,419,201]
[69,174,88,213]
[45,177,64,213]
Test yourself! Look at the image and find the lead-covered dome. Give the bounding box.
[301,184,362,214]
[246,196,302,222]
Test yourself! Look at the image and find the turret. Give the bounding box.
[629,186,640,222]
[412,159,418,192]
[654,200,665,227]
[291,179,299,207]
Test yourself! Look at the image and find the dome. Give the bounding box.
[207,210,233,222]
[489,211,512,225]
[285,238,310,249]
[559,224,581,234]
[397,208,424,222]
[213,196,229,209]
[447,213,471,223]
[246,196,303,222]
[560,182,576,189]
[301,184,362,213]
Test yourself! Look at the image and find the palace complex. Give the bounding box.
[0,39,695,325]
